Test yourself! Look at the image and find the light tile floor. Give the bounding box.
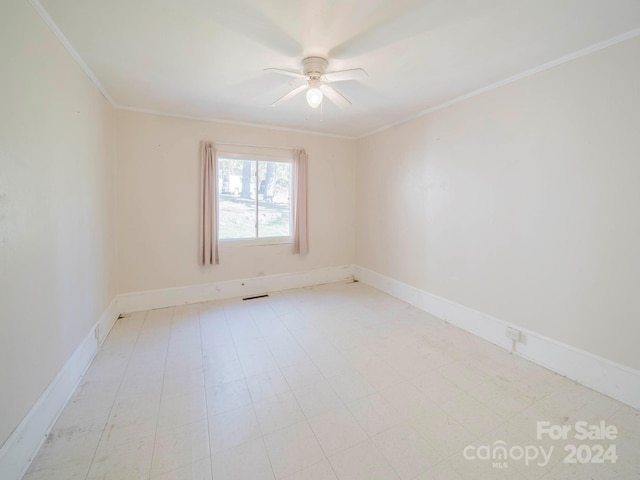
[23,282,640,479]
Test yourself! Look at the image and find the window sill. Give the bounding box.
[219,237,293,247]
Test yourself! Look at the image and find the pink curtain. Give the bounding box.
[292,149,309,255]
[200,142,219,265]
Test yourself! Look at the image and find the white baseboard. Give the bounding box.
[0,266,354,479]
[8,263,635,480]
[95,297,121,345]
[0,298,120,480]
[116,265,355,314]
[0,266,355,479]
[353,265,640,410]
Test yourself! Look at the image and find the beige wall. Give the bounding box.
[115,111,356,294]
[356,36,640,371]
[0,1,116,447]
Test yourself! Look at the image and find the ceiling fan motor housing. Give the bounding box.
[303,57,328,80]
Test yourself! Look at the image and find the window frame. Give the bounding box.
[216,150,294,246]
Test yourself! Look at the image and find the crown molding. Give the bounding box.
[358,27,640,139]
[29,0,115,106]
[28,0,356,140]
[116,106,358,140]
[28,0,640,142]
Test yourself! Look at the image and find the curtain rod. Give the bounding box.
[215,142,298,151]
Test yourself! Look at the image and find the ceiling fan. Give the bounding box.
[266,57,367,109]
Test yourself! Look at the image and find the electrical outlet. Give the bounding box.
[506,326,521,342]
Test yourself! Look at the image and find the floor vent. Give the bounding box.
[242,294,269,301]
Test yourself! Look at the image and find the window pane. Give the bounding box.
[218,158,256,239]
[257,161,291,238]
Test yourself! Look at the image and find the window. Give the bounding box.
[217,155,293,242]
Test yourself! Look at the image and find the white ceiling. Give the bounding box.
[37,0,640,138]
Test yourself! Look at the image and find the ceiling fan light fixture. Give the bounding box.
[306,87,323,108]
[269,57,362,109]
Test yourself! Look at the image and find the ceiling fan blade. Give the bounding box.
[161,0,301,56]
[265,68,306,79]
[272,84,308,106]
[323,68,368,83]
[320,84,351,109]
